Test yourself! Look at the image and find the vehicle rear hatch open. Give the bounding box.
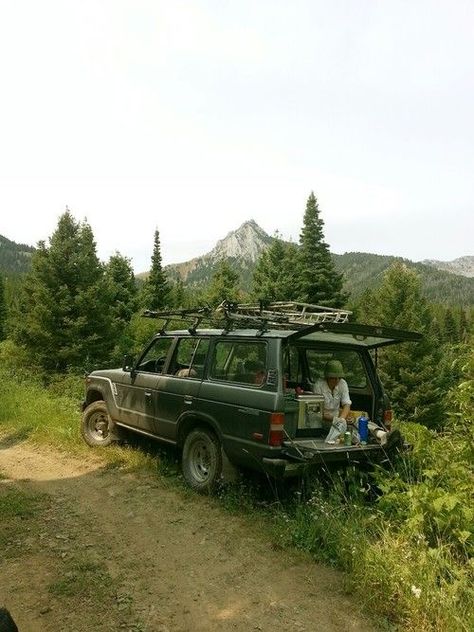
[281,322,422,465]
[287,322,423,348]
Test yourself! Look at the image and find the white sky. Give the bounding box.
[0,0,473,272]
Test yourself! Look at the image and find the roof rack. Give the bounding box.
[222,302,352,325]
[142,301,352,334]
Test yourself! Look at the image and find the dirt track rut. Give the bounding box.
[0,439,377,631]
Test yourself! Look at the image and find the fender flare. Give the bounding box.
[176,410,223,447]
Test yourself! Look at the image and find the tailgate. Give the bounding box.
[282,437,384,464]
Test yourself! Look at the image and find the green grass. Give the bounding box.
[269,479,473,631]
[49,555,114,600]
[0,367,175,476]
[0,488,43,519]
[0,485,47,559]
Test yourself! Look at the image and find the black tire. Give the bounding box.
[81,400,118,447]
[182,428,223,494]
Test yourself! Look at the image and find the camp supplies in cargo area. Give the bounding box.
[296,394,324,430]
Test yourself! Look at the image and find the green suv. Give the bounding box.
[81,303,421,492]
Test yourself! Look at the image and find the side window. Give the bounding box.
[305,349,367,389]
[210,341,267,386]
[136,337,174,374]
[167,337,210,379]
[190,338,210,379]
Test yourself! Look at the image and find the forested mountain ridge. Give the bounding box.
[2,224,474,306]
[0,234,35,276]
[164,222,474,306]
[333,252,474,305]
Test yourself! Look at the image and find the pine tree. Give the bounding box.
[252,234,298,302]
[206,260,241,307]
[13,210,114,371]
[351,287,378,324]
[444,308,460,343]
[105,253,138,325]
[169,276,187,308]
[104,252,138,361]
[459,308,469,342]
[141,229,169,310]
[297,192,347,308]
[0,273,6,341]
[371,263,444,428]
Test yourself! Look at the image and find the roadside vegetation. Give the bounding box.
[0,194,473,630]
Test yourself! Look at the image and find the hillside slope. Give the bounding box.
[2,224,473,306]
[422,255,474,278]
[0,234,35,276]
[334,252,474,305]
[164,222,474,306]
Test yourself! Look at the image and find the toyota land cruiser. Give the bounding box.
[81,302,421,492]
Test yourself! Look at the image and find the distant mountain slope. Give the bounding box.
[0,234,35,276]
[333,252,474,305]
[165,222,474,306]
[422,256,474,278]
[165,219,274,287]
[4,222,474,306]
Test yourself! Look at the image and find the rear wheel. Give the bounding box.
[81,400,118,447]
[182,428,223,493]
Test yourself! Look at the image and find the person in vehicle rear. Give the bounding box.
[312,360,402,449]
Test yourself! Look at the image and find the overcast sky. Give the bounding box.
[0,1,473,272]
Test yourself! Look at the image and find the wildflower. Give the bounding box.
[411,585,422,599]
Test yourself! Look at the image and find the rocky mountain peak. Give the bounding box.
[422,255,474,278]
[208,219,272,263]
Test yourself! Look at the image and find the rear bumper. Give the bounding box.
[261,443,390,479]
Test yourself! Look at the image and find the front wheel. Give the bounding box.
[81,400,118,447]
[182,428,223,494]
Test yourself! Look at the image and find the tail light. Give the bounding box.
[383,409,393,429]
[269,412,285,446]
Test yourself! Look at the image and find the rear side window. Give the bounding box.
[210,340,267,386]
[305,349,368,388]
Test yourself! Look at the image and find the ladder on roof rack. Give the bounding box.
[142,301,352,332]
[222,301,352,325]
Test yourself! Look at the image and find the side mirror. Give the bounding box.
[122,354,135,373]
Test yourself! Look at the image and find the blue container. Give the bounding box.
[358,416,369,444]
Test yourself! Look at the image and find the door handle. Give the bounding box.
[184,397,193,405]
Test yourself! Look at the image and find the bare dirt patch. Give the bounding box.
[0,438,378,631]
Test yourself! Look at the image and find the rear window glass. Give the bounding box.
[304,349,367,388]
[210,340,267,386]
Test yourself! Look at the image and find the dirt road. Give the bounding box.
[0,436,377,631]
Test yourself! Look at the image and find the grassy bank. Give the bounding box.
[0,367,472,631]
[0,366,170,475]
